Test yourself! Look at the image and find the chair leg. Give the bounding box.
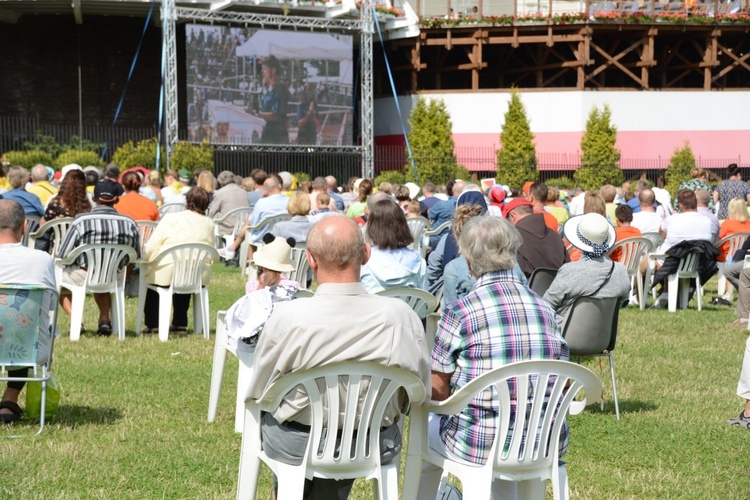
[667,274,678,312]
[518,478,546,499]
[208,325,228,424]
[134,271,148,335]
[69,287,85,341]
[114,288,126,340]
[609,352,620,421]
[34,379,48,437]
[202,288,210,340]
[237,430,262,499]
[696,280,702,311]
[636,270,646,310]
[376,462,399,500]
[235,353,255,433]
[157,288,172,342]
[193,292,203,335]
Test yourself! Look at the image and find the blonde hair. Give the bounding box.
[452,204,485,241]
[728,198,750,222]
[691,168,706,180]
[583,191,606,216]
[197,171,215,194]
[287,191,311,216]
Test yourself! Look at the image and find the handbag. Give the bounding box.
[24,375,61,421]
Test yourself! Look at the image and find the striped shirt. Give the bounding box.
[58,206,141,268]
[432,269,569,465]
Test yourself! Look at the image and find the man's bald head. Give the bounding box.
[638,188,656,207]
[263,176,281,194]
[307,217,366,274]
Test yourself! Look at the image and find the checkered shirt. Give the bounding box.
[432,269,570,465]
[58,206,141,268]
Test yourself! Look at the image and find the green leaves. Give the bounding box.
[575,104,623,190]
[496,90,538,189]
[404,96,458,185]
[664,141,696,197]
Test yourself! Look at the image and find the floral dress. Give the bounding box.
[715,179,750,220]
[675,179,715,213]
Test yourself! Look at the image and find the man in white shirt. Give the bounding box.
[631,188,664,234]
[248,216,430,498]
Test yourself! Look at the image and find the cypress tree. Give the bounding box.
[496,90,538,190]
[404,96,458,185]
[574,104,624,190]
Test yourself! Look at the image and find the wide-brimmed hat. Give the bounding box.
[251,233,295,273]
[563,213,616,255]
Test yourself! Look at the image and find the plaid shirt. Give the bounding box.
[58,206,141,268]
[432,269,569,465]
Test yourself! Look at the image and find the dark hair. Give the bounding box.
[615,204,633,223]
[122,171,141,192]
[106,163,120,179]
[728,163,741,178]
[394,185,411,203]
[529,182,548,202]
[57,170,92,217]
[357,178,373,203]
[85,170,99,186]
[677,189,697,210]
[250,169,267,185]
[185,187,210,213]
[366,199,413,250]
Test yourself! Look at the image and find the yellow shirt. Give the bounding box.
[26,181,59,206]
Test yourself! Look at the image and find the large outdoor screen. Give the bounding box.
[185,24,354,146]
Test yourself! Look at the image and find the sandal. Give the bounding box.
[728,410,750,428]
[0,400,22,423]
[170,325,188,333]
[142,327,159,334]
[97,320,112,337]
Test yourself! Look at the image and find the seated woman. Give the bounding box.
[115,171,160,221]
[142,188,215,333]
[360,197,427,293]
[543,213,631,325]
[718,198,750,263]
[271,191,312,243]
[37,169,91,253]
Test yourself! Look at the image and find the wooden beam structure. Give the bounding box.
[375,23,750,95]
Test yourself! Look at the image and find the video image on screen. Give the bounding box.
[185,24,354,146]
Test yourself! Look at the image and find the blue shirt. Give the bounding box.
[247,193,289,243]
[3,189,44,216]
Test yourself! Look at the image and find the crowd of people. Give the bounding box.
[3,159,750,496]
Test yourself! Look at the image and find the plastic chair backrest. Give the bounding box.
[716,232,750,258]
[528,268,558,296]
[677,252,701,274]
[28,218,74,257]
[425,360,600,474]
[641,232,664,252]
[158,203,185,216]
[376,287,437,319]
[288,243,310,286]
[23,215,41,247]
[561,296,622,355]
[607,237,652,275]
[252,361,426,478]
[136,220,159,256]
[0,285,47,370]
[149,243,219,294]
[58,244,138,292]
[406,217,430,252]
[213,207,254,242]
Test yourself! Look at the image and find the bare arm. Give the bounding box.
[431,371,453,401]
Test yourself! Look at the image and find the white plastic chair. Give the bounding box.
[237,361,427,499]
[561,296,624,419]
[213,206,254,248]
[375,287,437,319]
[27,217,73,257]
[287,243,310,287]
[0,284,58,438]
[406,216,430,258]
[158,203,185,217]
[715,232,750,299]
[135,243,219,342]
[640,232,664,255]
[665,252,703,312]
[422,220,452,251]
[606,237,652,309]
[55,244,137,341]
[239,213,291,273]
[136,220,159,256]
[23,214,41,247]
[403,360,601,500]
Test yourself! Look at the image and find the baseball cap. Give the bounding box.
[94,179,121,202]
[501,197,533,218]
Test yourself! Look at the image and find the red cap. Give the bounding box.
[501,197,533,218]
[522,181,534,194]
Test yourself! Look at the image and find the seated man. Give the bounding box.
[418,216,569,500]
[0,200,57,422]
[248,216,430,499]
[57,179,140,336]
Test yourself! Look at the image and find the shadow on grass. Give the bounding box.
[587,399,658,417]
[53,405,124,427]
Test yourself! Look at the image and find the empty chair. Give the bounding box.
[27,218,74,257]
[376,287,437,319]
[403,360,602,500]
[54,244,137,341]
[561,295,624,419]
[606,237,652,309]
[528,267,559,296]
[287,243,310,287]
[135,243,219,342]
[0,284,59,437]
[213,206,254,249]
[237,361,427,499]
[406,216,430,258]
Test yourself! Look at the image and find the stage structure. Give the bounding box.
[160,0,380,177]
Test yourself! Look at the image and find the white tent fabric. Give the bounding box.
[236,31,352,61]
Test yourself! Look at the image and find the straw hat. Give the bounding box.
[563,213,616,255]
[251,233,295,273]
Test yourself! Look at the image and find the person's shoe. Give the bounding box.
[728,410,750,428]
[714,297,733,306]
[0,400,22,424]
[651,295,668,309]
[727,319,748,330]
[97,320,112,336]
[218,247,235,260]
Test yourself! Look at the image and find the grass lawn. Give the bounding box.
[3,263,750,498]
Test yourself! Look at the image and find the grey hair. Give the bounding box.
[31,164,49,181]
[217,170,235,187]
[0,199,26,233]
[7,166,29,189]
[459,216,522,276]
[366,191,390,212]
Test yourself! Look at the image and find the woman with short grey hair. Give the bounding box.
[459,216,522,276]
